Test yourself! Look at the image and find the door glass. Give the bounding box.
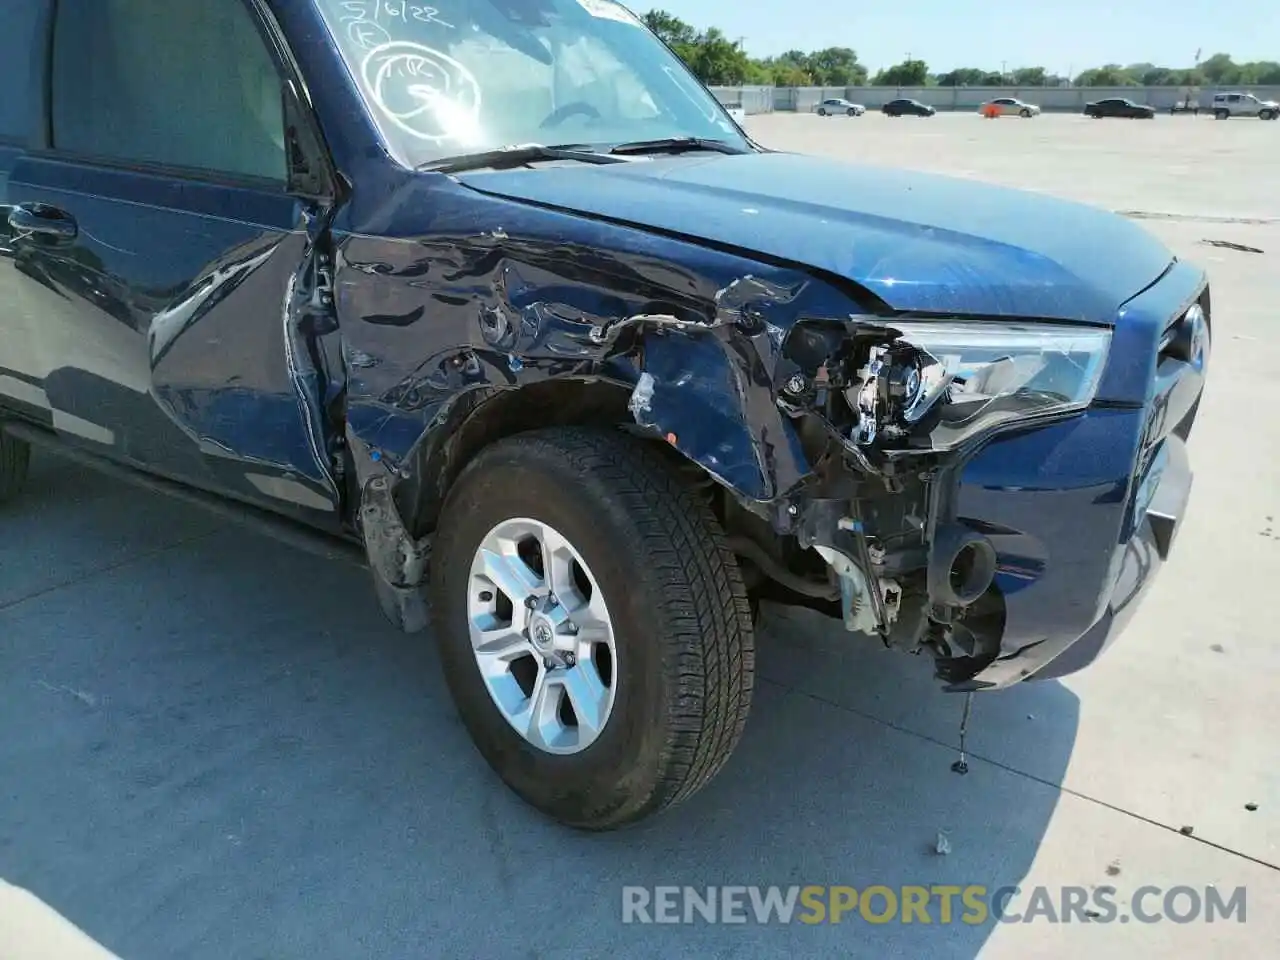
[0,1,42,142]
[51,0,287,181]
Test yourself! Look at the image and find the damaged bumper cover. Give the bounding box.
[958,429,1193,689]
[625,257,1208,691]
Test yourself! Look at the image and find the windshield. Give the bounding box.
[314,0,750,166]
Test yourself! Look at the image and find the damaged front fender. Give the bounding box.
[622,275,815,511]
[627,327,810,505]
[332,174,902,632]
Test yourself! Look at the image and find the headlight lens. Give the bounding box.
[882,321,1113,449]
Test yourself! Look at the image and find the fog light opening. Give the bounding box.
[949,542,996,605]
[928,525,998,608]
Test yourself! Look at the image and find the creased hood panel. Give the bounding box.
[456,151,1174,323]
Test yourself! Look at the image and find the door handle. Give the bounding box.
[8,205,78,240]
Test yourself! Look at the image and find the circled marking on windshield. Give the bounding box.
[361,41,483,143]
[349,19,391,48]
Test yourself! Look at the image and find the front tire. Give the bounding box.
[817,108,827,117]
[846,108,856,117]
[0,431,31,504]
[1020,108,1032,118]
[430,427,755,830]
[1215,109,1229,120]
[1261,109,1275,121]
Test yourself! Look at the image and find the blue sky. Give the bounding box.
[645,0,1278,73]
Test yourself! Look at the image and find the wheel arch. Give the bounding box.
[393,377,639,539]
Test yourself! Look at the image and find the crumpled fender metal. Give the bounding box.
[348,423,431,632]
[333,175,872,543]
[627,317,810,506]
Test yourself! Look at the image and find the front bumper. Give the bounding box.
[948,261,1209,690]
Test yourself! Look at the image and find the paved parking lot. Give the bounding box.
[2,113,1276,959]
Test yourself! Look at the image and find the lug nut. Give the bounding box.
[525,596,538,609]
[785,374,808,395]
[562,652,576,667]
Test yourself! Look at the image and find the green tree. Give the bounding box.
[1124,62,1156,83]
[873,58,929,86]
[636,11,1271,92]
[1253,61,1280,84]
[640,12,753,84]
[935,67,1002,86]
[806,47,868,86]
[686,27,752,85]
[763,50,814,85]
[1200,52,1238,84]
[641,9,697,48]
[1074,64,1140,86]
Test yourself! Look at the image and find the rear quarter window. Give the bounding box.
[0,0,44,142]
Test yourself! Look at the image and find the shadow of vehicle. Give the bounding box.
[0,454,1080,959]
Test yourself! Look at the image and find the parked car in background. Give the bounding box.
[1169,95,1200,115]
[979,97,1040,118]
[1210,92,1279,120]
[882,98,936,117]
[1084,97,1156,119]
[815,98,865,117]
[1,0,1209,832]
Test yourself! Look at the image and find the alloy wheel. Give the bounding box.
[466,517,618,755]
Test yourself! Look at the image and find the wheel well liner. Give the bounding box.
[393,378,637,538]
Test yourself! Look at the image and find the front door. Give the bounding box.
[2,0,343,528]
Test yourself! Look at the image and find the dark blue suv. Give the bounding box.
[0,0,1209,829]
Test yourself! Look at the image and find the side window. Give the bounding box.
[0,0,43,142]
[1227,95,1240,103]
[51,0,286,182]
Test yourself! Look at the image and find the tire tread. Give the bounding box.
[436,426,755,828]
[518,428,754,817]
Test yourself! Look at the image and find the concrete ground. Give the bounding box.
[1,112,1276,958]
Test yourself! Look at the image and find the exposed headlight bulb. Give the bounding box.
[850,355,883,446]
[848,344,944,447]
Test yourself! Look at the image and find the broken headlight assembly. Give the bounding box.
[772,317,1114,661]
[849,321,1113,452]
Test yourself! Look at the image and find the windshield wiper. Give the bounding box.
[418,144,627,174]
[607,137,748,157]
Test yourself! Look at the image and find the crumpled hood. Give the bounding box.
[456,151,1175,323]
